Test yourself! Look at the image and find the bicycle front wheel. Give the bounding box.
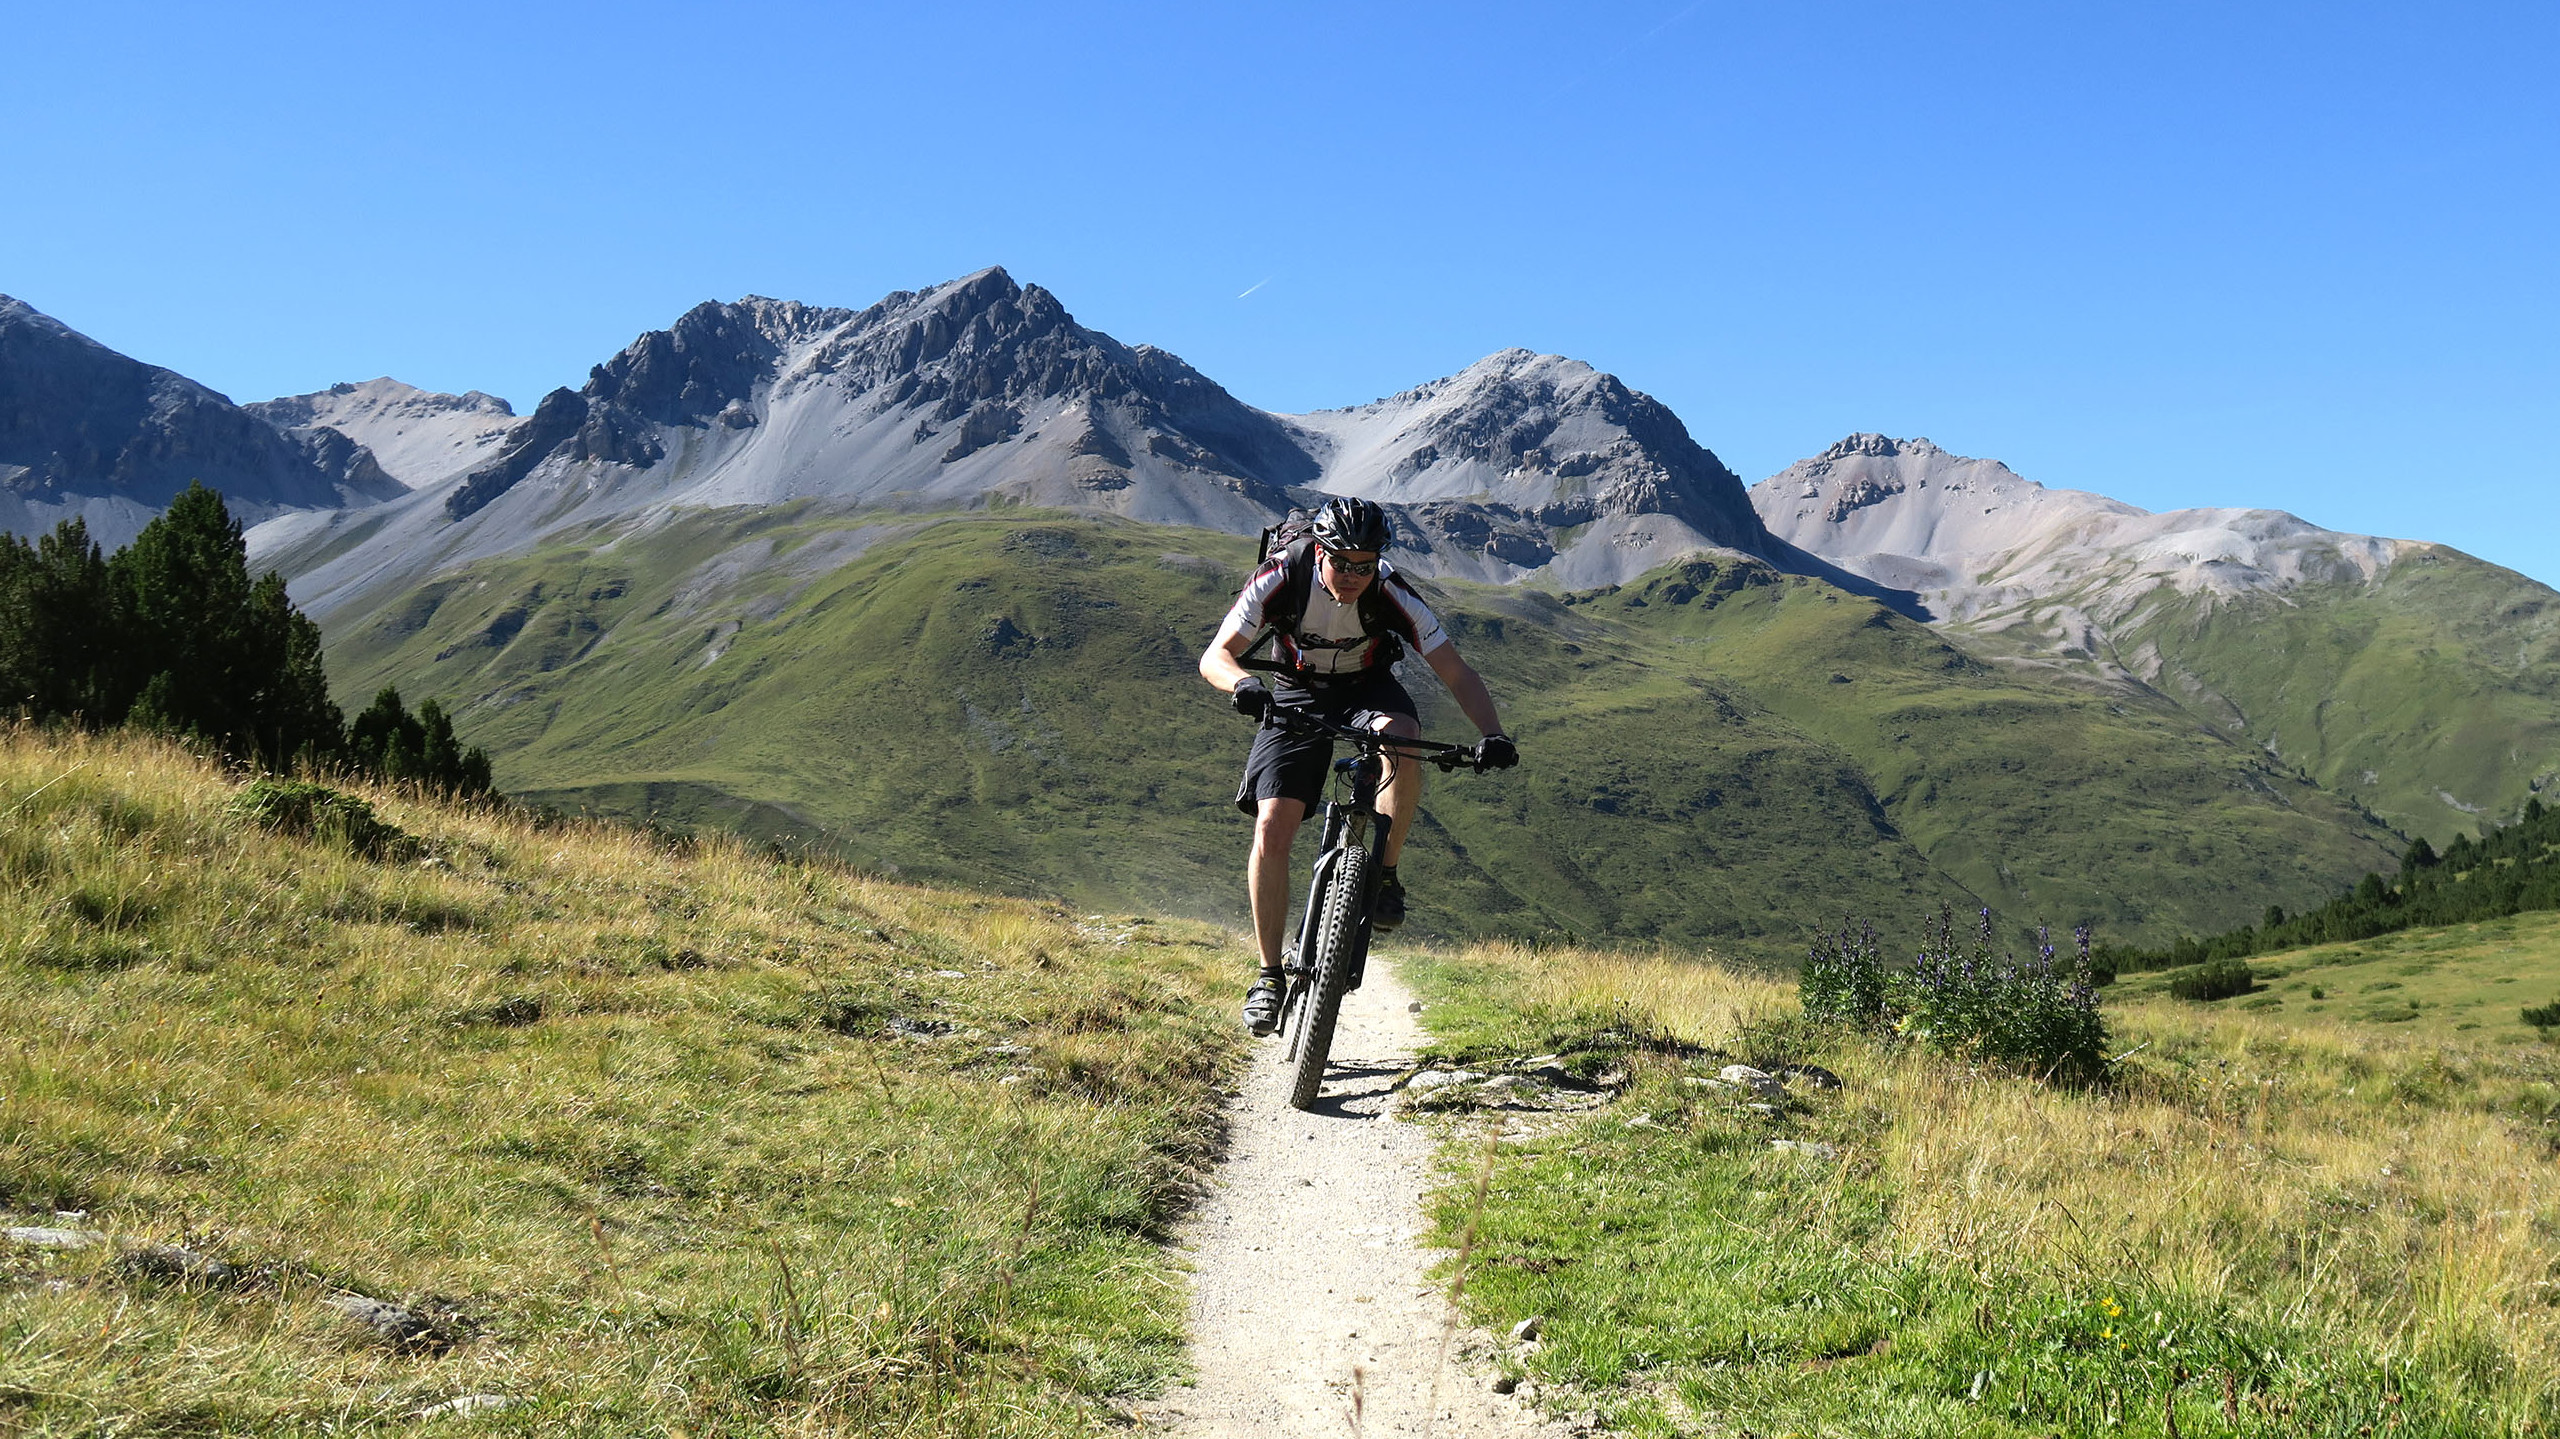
[1287,844,1371,1111]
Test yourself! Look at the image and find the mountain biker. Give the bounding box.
[1198,497,1517,1036]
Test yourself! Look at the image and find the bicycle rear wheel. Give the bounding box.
[1287,844,1371,1111]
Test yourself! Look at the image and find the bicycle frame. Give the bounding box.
[1258,708,1477,1060]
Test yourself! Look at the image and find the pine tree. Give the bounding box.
[345,685,494,796]
[348,686,423,779]
[0,518,117,719]
[109,483,259,748]
[104,482,342,764]
[5,485,496,788]
[248,571,343,768]
[417,699,463,782]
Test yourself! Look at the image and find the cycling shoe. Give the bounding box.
[1372,876,1407,932]
[1242,972,1285,1036]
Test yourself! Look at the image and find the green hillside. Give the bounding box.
[318,508,2404,957]
[1957,546,2560,845]
[1576,560,2402,943]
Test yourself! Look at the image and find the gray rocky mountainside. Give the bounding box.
[0,295,402,550]
[251,268,1774,620]
[1751,433,2410,627]
[248,378,520,490]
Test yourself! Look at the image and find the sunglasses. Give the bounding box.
[1320,549,1379,576]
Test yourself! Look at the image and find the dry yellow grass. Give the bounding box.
[0,724,1243,1435]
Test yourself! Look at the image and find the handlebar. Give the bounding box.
[1259,704,1495,773]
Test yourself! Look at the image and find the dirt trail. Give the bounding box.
[1142,961,1572,1438]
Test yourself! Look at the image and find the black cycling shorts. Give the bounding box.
[1233,669,1419,816]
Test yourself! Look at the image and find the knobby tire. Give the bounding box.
[1287,845,1371,1110]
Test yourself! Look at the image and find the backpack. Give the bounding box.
[1244,508,1415,677]
[1254,508,1322,567]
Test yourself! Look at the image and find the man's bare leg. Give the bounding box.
[1367,714,1423,867]
[1250,797,1307,970]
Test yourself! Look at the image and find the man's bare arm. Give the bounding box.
[1199,629,1256,693]
[1424,644,1504,737]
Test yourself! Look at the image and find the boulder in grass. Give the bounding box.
[5,1226,105,1250]
[411,1395,519,1420]
[1773,1063,1844,1090]
[117,1244,240,1286]
[323,1293,471,1352]
[1717,1064,1785,1099]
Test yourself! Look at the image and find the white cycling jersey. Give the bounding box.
[1214,554,1449,677]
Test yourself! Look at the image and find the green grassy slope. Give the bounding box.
[320,509,2402,956]
[1568,559,2403,941]
[1960,546,2560,846]
[322,511,1963,954]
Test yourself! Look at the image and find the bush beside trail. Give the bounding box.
[228,777,418,860]
[1801,907,2107,1079]
[2166,956,2257,1002]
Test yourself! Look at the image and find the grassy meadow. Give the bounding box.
[0,726,1244,1435]
[1403,938,2560,1437]
[2109,909,2560,1041]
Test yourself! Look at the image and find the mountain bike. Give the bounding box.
[1254,706,1498,1110]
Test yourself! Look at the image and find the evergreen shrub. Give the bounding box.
[2167,957,2257,1002]
[230,778,417,861]
[1,488,493,790]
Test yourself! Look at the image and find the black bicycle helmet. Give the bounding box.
[1311,497,1393,553]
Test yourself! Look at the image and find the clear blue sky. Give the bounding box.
[9,1,2555,583]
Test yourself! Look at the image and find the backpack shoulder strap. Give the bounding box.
[1265,539,1319,637]
[1362,569,1425,647]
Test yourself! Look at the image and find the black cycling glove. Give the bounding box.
[1231,677,1272,721]
[1476,733,1519,770]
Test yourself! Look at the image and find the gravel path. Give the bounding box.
[1142,960,1573,1438]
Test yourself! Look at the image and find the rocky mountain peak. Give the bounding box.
[2,295,402,547]
[1812,433,1945,464]
[249,379,521,490]
[1753,433,2403,628]
[1288,346,1765,579]
[254,377,515,424]
[1759,434,2042,526]
[1,295,87,346]
[260,269,1790,609]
